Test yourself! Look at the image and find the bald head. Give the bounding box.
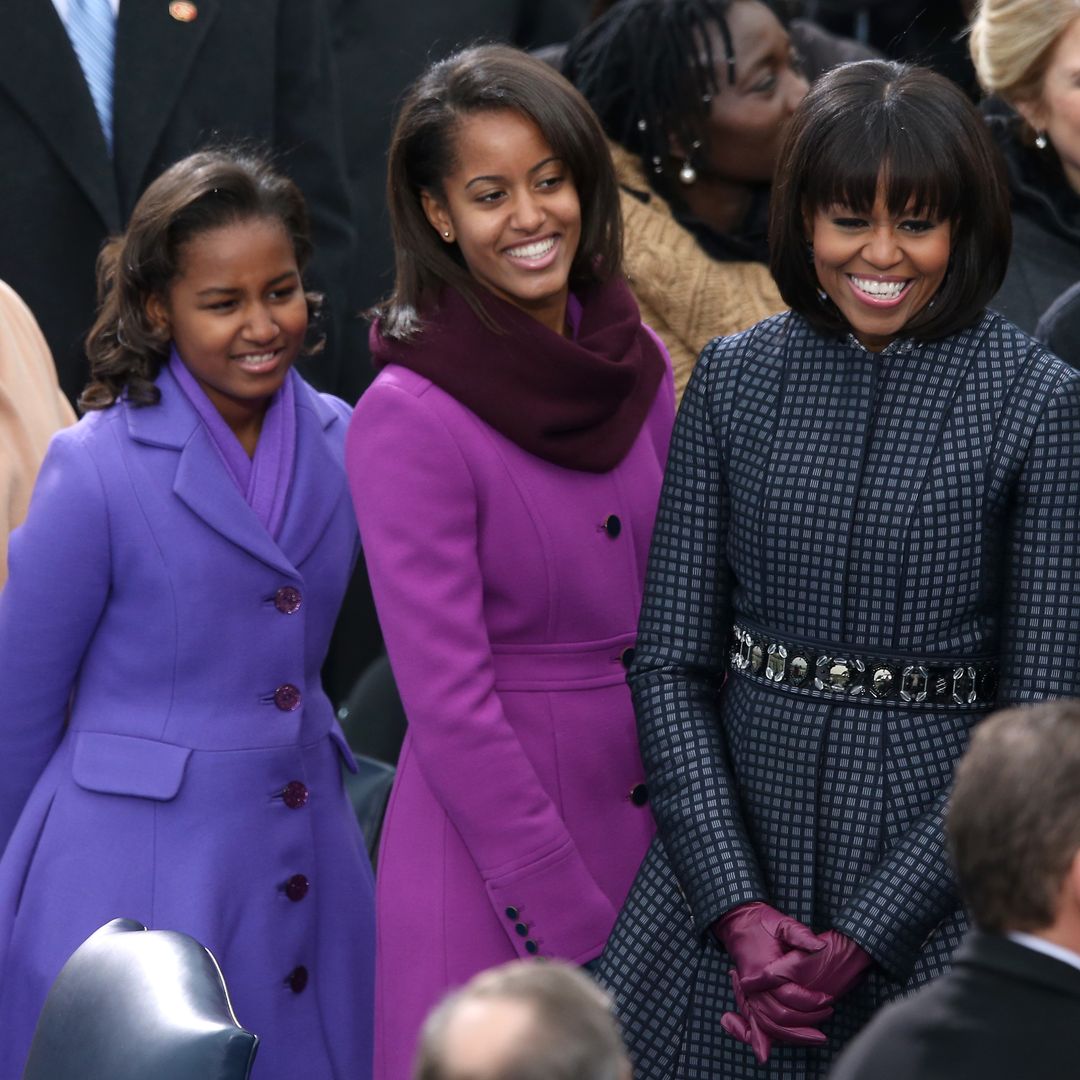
[412,961,632,1080]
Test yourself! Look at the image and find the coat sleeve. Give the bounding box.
[0,428,111,850]
[833,362,1080,980]
[345,381,617,963]
[629,338,767,937]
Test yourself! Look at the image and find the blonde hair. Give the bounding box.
[969,0,1080,104]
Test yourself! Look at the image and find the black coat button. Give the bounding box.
[274,684,302,712]
[620,646,636,669]
[284,874,310,901]
[286,965,308,993]
[274,586,302,614]
[630,783,649,806]
[282,781,309,809]
[515,922,529,937]
[525,940,539,954]
[602,514,622,538]
[505,907,519,920]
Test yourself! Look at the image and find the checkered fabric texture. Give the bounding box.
[598,311,1080,1079]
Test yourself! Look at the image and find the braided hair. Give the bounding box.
[563,0,738,196]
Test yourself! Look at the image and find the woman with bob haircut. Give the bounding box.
[0,149,375,1078]
[345,45,674,1080]
[969,0,1080,333]
[598,59,1080,1080]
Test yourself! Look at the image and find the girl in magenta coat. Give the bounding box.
[346,46,674,1079]
[0,151,374,1079]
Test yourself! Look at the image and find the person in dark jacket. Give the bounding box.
[598,59,1080,1080]
[969,0,1080,333]
[829,700,1080,1080]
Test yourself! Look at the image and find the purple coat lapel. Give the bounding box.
[125,366,344,576]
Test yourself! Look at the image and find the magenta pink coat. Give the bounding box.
[346,349,674,1080]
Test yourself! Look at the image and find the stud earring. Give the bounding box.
[678,160,697,185]
[442,230,452,239]
[1035,131,1049,150]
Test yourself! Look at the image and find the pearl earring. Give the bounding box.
[1035,131,1049,150]
[442,230,451,239]
[678,160,697,185]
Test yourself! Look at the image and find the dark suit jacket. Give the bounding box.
[0,0,355,404]
[829,932,1080,1080]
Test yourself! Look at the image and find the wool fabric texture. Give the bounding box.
[370,278,664,473]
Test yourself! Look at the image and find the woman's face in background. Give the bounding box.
[1018,15,1080,194]
[695,1,808,184]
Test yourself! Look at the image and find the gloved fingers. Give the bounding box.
[734,971,828,1049]
[754,978,833,1012]
[746,989,834,1028]
[741,947,829,993]
[773,916,827,954]
[729,970,773,1063]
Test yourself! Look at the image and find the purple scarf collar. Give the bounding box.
[370,278,664,473]
[169,348,296,539]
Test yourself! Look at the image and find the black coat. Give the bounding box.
[0,0,356,404]
[829,932,1080,1080]
[598,311,1080,1079]
[985,107,1080,336]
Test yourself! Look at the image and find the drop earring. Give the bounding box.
[1035,131,1049,150]
[678,160,697,186]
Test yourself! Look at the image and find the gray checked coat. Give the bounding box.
[598,311,1080,1079]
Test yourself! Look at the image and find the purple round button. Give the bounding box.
[274,586,302,615]
[286,965,309,993]
[274,683,301,712]
[284,874,310,902]
[282,781,309,809]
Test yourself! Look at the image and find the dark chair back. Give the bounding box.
[23,918,258,1080]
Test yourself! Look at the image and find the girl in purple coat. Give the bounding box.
[346,45,675,1080]
[0,150,374,1079]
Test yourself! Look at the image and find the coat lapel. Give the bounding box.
[0,0,121,230]
[127,367,297,578]
[112,0,221,211]
[276,380,350,569]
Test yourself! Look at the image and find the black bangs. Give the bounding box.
[801,109,962,225]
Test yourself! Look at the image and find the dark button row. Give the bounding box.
[504,906,539,955]
[284,874,309,902]
[274,683,301,712]
[620,646,635,669]
[630,783,649,807]
[282,781,309,809]
[601,514,621,538]
[286,965,308,994]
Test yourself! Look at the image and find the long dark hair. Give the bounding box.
[81,147,320,411]
[376,44,623,342]
[563,0,738,199]
[770,60,1011,341]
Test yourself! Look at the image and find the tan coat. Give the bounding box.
[613,143,786,402]
[0,280,75,587]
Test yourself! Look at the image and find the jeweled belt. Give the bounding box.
[729,622,998,709]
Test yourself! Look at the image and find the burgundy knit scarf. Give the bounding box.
[370,278,664,473]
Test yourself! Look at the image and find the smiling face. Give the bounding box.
[1016,15,1080,195]
[810,186,952,351]
[697,1,808,184]
[421,109,582,335]
[146,216,308,438]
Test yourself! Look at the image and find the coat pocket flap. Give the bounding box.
[72,732,192,800]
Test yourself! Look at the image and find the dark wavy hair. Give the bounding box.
[770,60,1011,342]
[563,0,738,201]
[81,147,321,411]
[375,44,622,342]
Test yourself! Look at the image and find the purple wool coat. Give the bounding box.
[346,349,675,1080]
[0,366,374,1079]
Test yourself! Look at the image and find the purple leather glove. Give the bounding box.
[713,903,832,1062]
[741,929,872,1002]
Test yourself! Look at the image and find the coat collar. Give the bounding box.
[112,0,221,215]
[0,0,121,230]
[957,931,1080,1000]
[125,364,345,576]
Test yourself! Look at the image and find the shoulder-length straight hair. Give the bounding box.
[376,44,623,341]
[770,60,1011,342]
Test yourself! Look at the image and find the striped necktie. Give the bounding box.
[66,0,116,153]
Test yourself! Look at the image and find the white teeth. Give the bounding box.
[506,237,556,259]
[850,276,907,299]
[236,352,276,366]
